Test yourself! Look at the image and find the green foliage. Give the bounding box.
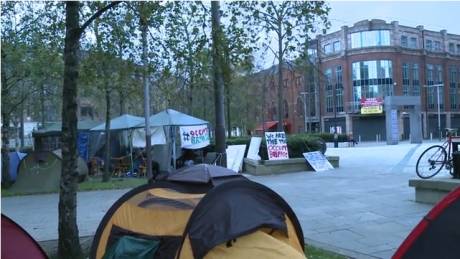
[209,134,324,160]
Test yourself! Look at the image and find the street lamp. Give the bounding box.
[423,83,443,140]
[300,92,308,132]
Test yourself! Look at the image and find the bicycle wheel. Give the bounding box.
[416,145,447,179]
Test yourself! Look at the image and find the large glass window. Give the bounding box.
[401,35,408,47]
[426,64,438,109]
[402,63,409,95]
[412,64,420,96]
[434,41,441,52]
[350,30,390,49]
[426,40,433,51]
[449,43,455,53]
[325,68,333,113]
[324,43,333,54]
[449,66,458,109]
[333,41,341,52]
[352,60,393,110]
[336,66,343,112]
[409,37,417,48]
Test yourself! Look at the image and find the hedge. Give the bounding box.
[207,134,326,160]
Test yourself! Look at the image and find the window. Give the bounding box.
[412,64,420,96]
[350,30,391,48]
[402,63,409,95]
[401,35,408,47]
[449,43,455,53]
[284,100,289,118]
[426,39,433,50]
[409,37,417,48]
[336,66,343,112]
[295,77,302,88]
[324,43,333,54]
[449,66,458,109]
[352,60,393,106]
[426,64,435,109]
[333,41,341,52]
[434,41,441,51]
[283,79,288,88]
[457,44,460,54]
[325,68,333,113]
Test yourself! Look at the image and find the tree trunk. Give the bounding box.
[226,86,231,137]
[1,112,12,188]
[58,2,83,258]
[140,8,153,178]
[277,20,284,132]
[40,82,46,127]
[20,102,25,148]
[103,88,111,182]
[211,1,226,167]
[118,90,125,115]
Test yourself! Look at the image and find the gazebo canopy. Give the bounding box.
[91,114,144,131]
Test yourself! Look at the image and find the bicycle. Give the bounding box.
[416,128,460,179]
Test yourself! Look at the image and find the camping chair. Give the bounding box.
[111,156,130,177]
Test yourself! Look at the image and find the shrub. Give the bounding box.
[208,134,325,160]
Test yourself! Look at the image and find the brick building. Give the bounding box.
[257,19,460,141]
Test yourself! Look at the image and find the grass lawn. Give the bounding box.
[78,177,147,192]
[306,245,349,259]
[2,176,147,197]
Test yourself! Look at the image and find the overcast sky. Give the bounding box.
[326,1,460,34]
[256,1,460,68]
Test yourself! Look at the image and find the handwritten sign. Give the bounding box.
[226,145,246,172]
[265,132,289,160]
[303,151,333,172]
[179,125,210,149]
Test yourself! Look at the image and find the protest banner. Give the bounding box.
[265,132,289,160]
[179,124,210,149]
[303,151,333,172]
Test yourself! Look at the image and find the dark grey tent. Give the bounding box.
[91,166,304,259]
[166,164,241,184]
[10,150,88,194]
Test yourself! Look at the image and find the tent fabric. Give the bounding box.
[1,214,48,259]
[8,152,26,181]
[393,187,460,259]
[167,164,240,184]
[91,114,144,131]
[102,235,160,259]
[179,180,296,259]
[10,150,88,194]
[132,127,166,147]
[91,176,304,259]
[139,109,208,127]
[204,230,305,259]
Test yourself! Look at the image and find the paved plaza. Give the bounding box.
[2,141,452,258]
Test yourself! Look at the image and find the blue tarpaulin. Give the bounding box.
[8,152,26,181]
[78,133,89,161]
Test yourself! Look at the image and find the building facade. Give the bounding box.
[260,19,460,141]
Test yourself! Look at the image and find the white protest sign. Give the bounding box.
[226,145,246,172]
[246,137,262,160]
[303,151,333,172]
[265,132,289,160]
[179,124,210,149]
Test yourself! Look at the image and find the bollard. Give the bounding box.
[334,133,338,148]
[453,152,460,179]
[358,135,361,143]
[430,133,433,141]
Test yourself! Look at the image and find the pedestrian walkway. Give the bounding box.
[1,141,449,258]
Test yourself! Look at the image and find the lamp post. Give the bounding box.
[423,84,443,140]
[300,92,308,132]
